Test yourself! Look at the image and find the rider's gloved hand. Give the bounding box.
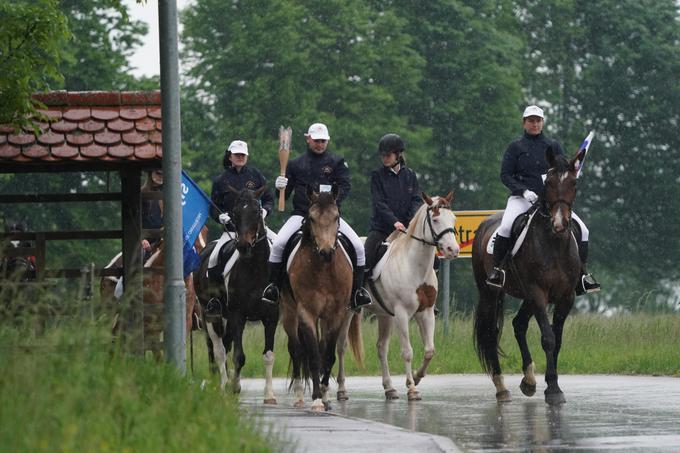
[523,190,538,203]
[275,176,288,190]
[261,208,268,219]
[218,213,231,225]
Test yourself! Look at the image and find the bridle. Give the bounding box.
[305,200,340,256]
[234,202,267,249]
[407,204,456,250]
[538,169,575,232]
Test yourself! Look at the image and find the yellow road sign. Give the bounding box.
[453,210,501,258]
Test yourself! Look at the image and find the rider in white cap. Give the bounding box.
[486,105,600,295]
[261,122,372,312]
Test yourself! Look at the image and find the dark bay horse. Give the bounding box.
[281,186,363,412]
[472,148,581,405]
[194,187,279,403]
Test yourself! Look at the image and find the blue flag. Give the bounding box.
[181,171,210,277]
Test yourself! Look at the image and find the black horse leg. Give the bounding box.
[287,336,305,408]
[551,299,573,385]
[262,317,277,404]
[298,321,324,410]
[320,328,340,410]
[534,305,565,404]
[513,300,537,396]
[229,313,246,394]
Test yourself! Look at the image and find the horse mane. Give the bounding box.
[386,199,431,255]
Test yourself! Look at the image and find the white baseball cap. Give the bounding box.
[305,123,330,140]
[228,140,249,155]
[522,105,544,119]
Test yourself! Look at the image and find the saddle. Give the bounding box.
[283,230,356,273]
[487,204,583,256]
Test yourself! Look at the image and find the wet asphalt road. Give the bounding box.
[239,374,680,452]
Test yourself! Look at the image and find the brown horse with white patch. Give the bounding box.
[281,186,363,412]
[337,192,459,401]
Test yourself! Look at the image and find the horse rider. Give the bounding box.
[364,133,422,276]
[486,105,601,295]
[141,169,163,262]
[207,139,274,285]
[261,122,372,312]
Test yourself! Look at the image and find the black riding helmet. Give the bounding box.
[378,133,405,156]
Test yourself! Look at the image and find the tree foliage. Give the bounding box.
[0,0,69,129]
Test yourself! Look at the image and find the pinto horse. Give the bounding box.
[472,148,582,405]
[282,186,363,412]
[337,192,459,402]
[193,187,279,403]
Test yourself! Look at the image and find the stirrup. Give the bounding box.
[576,273,601,295]
[486,267,505,289]
[261,284,279,306]
[204,297,223,322]
[349,288,372,312]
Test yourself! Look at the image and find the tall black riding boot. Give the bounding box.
[576,241,601,295]
[261,261,284,305]
[486,235,511,288]
[349,265,372,313]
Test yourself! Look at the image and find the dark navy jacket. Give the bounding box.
[210,165,273,222]
[369,164,422,234]
[281,149,351,216]
[142,199,163,230]
[500,132,565,197]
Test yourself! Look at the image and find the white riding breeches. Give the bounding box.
[498,196,588,241]
[269,215,365,266]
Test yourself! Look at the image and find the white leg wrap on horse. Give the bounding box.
[263,350,276,402]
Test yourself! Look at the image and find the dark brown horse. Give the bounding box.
[193,187,279,402]
[472,147,581,405]
[282,186,363,412]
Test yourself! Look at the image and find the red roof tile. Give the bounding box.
[1,90,162,164]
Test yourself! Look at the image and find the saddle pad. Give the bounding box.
[486,209,539,256]
[286,241,353,273]
[221,249,240,278]
[369,243,392,281]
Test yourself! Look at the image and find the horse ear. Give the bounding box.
[546,145,556,168]
[444,190,454,205]
[306,185,318,203]
[421,191,433,206]
[569,149,583,174]
[254,186,267,199]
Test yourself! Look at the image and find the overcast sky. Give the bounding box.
[124,0,192,78]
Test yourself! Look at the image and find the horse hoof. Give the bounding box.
[414,375,423,386]
[520,379,536,397]
[496,390,512,403]
[407,390,421,401]
[310,399,325,412]
[385,389,400,400]
[263,398,277,405]
[323,400,332,411]
[293,400,305,409]
[545,391,566,405]
[337,390,349,401]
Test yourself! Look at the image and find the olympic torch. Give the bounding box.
[278,126,292,211]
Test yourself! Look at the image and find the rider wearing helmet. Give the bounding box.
[261,122,372,312]
[364,133,422,275]
[486,105,600,295]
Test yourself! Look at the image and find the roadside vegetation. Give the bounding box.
[193,313,680,382]
[0,291,272,453]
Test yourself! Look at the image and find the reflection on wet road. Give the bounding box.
[240,374,680,452]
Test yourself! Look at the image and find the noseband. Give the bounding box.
[409,205,456,249]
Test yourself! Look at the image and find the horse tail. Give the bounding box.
[473,291,505,376]
[348,312,364,368]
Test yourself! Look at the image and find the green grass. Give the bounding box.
[192,313,680,380]
[0,305,272,452]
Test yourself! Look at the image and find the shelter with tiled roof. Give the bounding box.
[0,91,162,171]
[1,91,164,352]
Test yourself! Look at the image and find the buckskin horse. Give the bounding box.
[472,147,582,404]
[193,187,279,403]
[281,186,363,412]
[337,192,459,402]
